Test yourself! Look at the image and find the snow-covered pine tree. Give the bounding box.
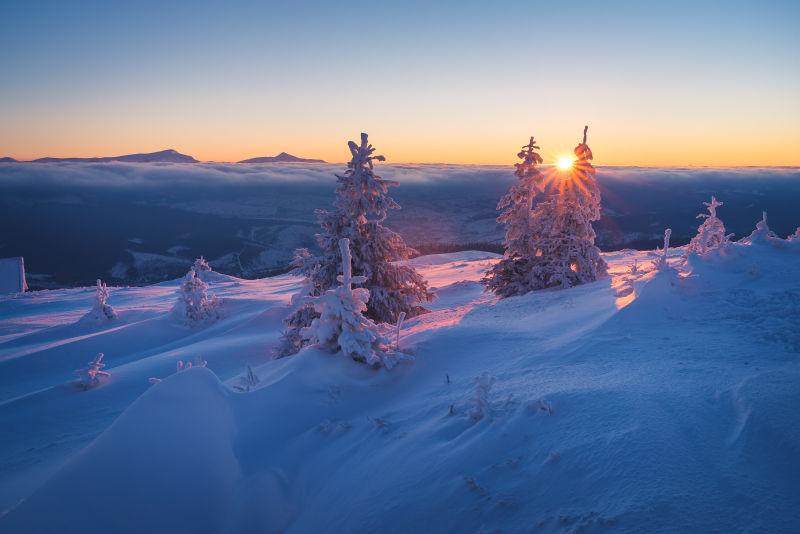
[193,256,211,273]
[275,249,321,357]
[523,126,608,290]
[90,279,116,320]
[173,268,220,325]
[743,211,779,244]
[277,133,433,356]
[484,136,545,297]
[301,238,390,366]
[687,196,733,254]
[789,227,800,241]
[654,228,672,270]
[76,353,111,389]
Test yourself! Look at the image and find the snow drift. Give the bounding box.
[1,241,799,532]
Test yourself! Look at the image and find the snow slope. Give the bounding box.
[1,243,799,532]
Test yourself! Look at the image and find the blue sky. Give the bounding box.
[1,0,798,164]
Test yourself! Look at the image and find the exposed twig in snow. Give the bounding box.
[147,356,207,385]
[470,372,496,421]
[395,311,406,351]
[233,365,260,392]
[76,353,111,390]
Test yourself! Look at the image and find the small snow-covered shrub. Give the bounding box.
[193,256,211,273]
[176,357,207,371]
[192,255,220,282]
[89,279,116,321]
[394,311,406,351]
[234,365,260,392]
[653,229,672,271]
[173,268,221,326]
[469,372,496,421]
[275,250,320,357]
[76,353,111,389]
[687,196,733,254]
[147,356,207,384]
[301,238,395,367]
[742,211,780,245]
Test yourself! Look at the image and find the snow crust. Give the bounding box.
[1,243,799,532]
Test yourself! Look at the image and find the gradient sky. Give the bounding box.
[1,0,798,165]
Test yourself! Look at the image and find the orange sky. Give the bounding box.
[2,1,798,166]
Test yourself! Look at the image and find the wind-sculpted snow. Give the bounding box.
[1,241,799,532]
[1,162,799,287]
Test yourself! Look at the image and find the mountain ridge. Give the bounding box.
[238,152,326,163]
[5,150,327,164]
[29,149,198,164]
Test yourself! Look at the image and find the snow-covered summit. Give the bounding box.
[0,243,798,532]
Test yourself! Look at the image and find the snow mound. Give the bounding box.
[2,368,238,534]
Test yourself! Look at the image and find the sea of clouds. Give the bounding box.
[1,162,799,286]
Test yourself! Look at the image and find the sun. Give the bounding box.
[557,156,574,171]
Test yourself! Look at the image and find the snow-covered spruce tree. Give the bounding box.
[521,126,608,291]
[484,136,545,297]
[192,255,221,283]
[654,228,672,270]
[173,268,221,325]
[275,249,322,356]
[301,238,390,366]
[193,256,211,273]
[278,133,432,355]
[743,211,779,244]
[90,279,116,321]
[687,196,732,254]
[76,353,111,390]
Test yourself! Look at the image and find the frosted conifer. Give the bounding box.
[193,256,211,273]
[173,268,220,325]
[743,211,779,244]
[654,228,672,270]
[519,126,608,291]
[275,249,321,357]
[301,238,390,367]
[278,133,433,355]
[687,196,732,254]
[484,136,546,297]
[90,279,116,321]
[76,353,111,390]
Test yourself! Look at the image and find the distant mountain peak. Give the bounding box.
[30,149,198,164]
[0,157,18,163]
[238,152,325,164]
